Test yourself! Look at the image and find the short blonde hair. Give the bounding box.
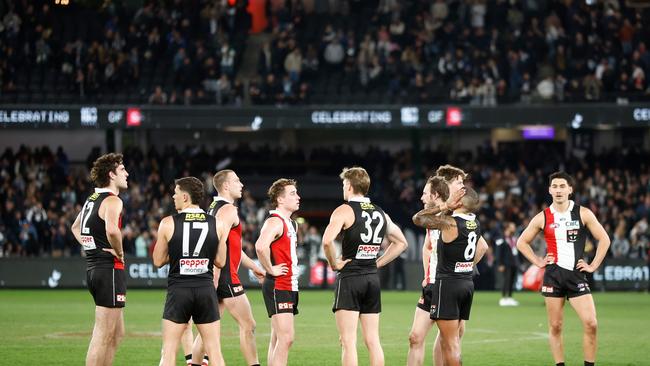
[212,169,234,192]
[339,167,370,195]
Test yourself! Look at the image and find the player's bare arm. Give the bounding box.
[101,195,125,262]
[322,204,353,271]
[421,231,431,286]
[153,216,173,267]
[516,212,554,268]
[577,207,611,273]
[254,217,288,277]
[241,251,266,282]
[215,218,229,268]
[376,214,408,268]
[217,203,239,229]
[473,236,489,264]
[71,211,82,245]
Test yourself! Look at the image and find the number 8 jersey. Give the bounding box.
[167,208,219,287]
[436,213,481,280]
[340,197,387,277]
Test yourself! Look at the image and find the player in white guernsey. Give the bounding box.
[517,172,610,366]
[407,176,449,366]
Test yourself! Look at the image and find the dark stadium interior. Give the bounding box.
[0,0,648,105]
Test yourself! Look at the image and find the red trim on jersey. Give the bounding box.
[113,257,125,270]
[543,208,558,263]
[227,223,243,283]
[270,214,294,291]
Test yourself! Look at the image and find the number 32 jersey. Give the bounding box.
[437,213,481,280]
[340,197,387,277]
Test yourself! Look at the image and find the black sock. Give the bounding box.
[556,363,565,366]
[251,364,261,366]
[585,362,595,366]
[191,364,201,366]
[185,354,192,361]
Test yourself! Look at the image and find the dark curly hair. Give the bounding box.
[90,153,123,188]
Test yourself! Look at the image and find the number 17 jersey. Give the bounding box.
[437,213,481,280]
[167,208,219,287]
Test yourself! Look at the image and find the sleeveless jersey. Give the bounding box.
[266,210,299,291]
[208,197,243,284]
[340,197,387,276]
[543,200,587,271]
[437,213,481,280]
[167,208,219,287]
[425,228,440,284]
[79,188,123,270]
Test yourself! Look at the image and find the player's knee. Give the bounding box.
[277,333,294,348]
[408,330,424,347]
[363,335,381,350]
[115,327,125,343]
[242,318,256,334]
[584,318,597,334]
[549,320,563,335]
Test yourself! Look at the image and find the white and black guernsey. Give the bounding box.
[543,200,587,271]
[167,208,219,287]
[340,197,387,277]
[436,213,481,280]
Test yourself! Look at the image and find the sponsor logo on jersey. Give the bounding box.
[541,285,554,293]
[454,262,474,272]
[116,294,126,302]
[355,245,381,259]
[567,229,579,242]
[565,220,580,229]
[360,202,375,210]
[549,223,560,229]
[80,235,97,250]
[88,193,100,201]
[278,302,294,310]
[185,213,206,221]
[179,258,209,275]
[465,220,477,230]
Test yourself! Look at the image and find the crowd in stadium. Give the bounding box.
[1,143,649,281]
[1,1,648,105]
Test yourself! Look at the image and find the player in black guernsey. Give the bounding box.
[153,177,228,366]
[71,153,128,366]
[412,187,488,366]
[192,170,264,366]
[517,172,610,366]
[322,167,408,366]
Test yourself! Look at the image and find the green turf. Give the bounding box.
[0,289,648,365]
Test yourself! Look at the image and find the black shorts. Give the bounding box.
[262,278,299,318]
[430,278,474,321]
[163,286,220,324]
[541,264,591,298]
[86,268,126,308]
[217,282,246,300]
[416,284,435,313]
[332,273,381,314]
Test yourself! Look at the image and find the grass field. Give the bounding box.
[1,289,648,365]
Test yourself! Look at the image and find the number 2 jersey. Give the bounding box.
[436,213,481,280]
[167,208,219,287]
[79,188,123,270]
[340,197,387,277]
